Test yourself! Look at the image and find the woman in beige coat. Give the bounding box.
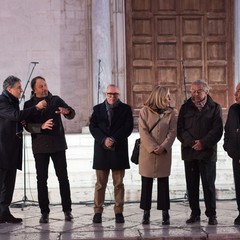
[138,86,178,225]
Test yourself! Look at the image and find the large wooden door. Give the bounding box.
[126,0,234,122]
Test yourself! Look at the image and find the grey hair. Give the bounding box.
[191,79,210,92]
[3,75,21,90]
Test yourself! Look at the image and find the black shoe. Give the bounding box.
[64,211,73,221]
[208,216,218,225]
[93,213,102,223]
[142,210,150,224]
[115,213,125,223]
[186,215,200,224]
[162,210,170,225]
[39,213,49,224]
[0,214,22,224]
[234,214,240,225]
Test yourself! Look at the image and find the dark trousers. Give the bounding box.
[0,168,17,217]
[184,160,216,217]
[34,151,72,214]
[232,159,240,211]
[140,176,170,211]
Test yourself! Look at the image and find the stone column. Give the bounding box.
[92,0,112,104]
[111,0,127,102]
[235,0,240,85]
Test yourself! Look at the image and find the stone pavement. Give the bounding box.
[1,200,240,239]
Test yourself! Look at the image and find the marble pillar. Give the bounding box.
[92,0,112,104]
[235,0,240,85]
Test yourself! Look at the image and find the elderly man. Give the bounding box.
[89,84,134,223]
[177,79,223,225]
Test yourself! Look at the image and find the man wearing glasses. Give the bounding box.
[177,79,223,225]
[89,84,134,224]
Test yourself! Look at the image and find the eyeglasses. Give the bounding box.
[190,89,206,95]
[107,92,119,97]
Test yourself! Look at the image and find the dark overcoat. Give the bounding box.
[89,100,134,170]
[177,95,223,161]
[23,92,75,154]
[0,90,38,170]
[223,103,240,160]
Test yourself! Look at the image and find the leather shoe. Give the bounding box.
[142,210,150,224]
[162,210,170,225]
[234,214,240,225]
[39,213,49,223]
[0,214,22,224]
[186,215,200,224]
[93,213,102,223]
[208,216,218,225]
[64,211,73,221]
[115,213,125,223]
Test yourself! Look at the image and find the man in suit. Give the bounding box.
[89,84,134,223]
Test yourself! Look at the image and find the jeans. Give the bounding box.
[34,151,72,214]
[94,169,125,214]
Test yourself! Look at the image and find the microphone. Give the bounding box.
[31,61,39,64]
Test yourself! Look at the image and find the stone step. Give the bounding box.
[13,133,235,205]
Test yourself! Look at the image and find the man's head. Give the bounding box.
[105,84,120,105]
[3,75,23,99]
[190,79,209,103]
[31,76,48,98]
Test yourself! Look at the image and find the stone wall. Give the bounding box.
[0,0,91,133]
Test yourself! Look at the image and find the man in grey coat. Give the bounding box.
[89,84,133,224]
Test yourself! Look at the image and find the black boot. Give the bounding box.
[162,210,170,225]
[142,210,150,224]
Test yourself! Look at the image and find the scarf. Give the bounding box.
[192,96,207,111]
[105,99,120,126]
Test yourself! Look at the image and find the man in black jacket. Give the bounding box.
[24,76,75,224]
[89,84,133,223]
[223,82,240,225]
[177,79,223,225]
[0,76,46,224]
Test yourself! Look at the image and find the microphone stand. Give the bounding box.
[181,59,188,103]
[11,62,39,210]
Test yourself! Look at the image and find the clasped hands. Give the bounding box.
[192,140,203,151]
[104,137,114,149]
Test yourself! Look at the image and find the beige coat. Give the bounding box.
[138,106,178,178]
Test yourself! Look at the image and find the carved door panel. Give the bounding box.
[126,0,234,122]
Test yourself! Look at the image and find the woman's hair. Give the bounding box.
[31,76,45,90]
[3,75,21,90]
[144,86,170,109]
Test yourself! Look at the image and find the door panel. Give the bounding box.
[126,0,234,122]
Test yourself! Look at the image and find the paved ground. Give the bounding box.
[0,200,240,239]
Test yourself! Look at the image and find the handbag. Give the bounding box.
[131,115,162,165]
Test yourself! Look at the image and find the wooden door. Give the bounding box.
[126,0,234,123]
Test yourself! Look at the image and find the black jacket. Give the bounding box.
[223,103,240,160]
[0,90,38,170]
[24,92,75,154]
[177,95,223,161]
[89,100,134,170]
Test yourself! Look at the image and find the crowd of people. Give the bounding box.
[0,76,239,227]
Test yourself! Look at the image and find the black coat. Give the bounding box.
[0,90,38,170]
[24,92,75,154]
[89,100,134,170]
[223,103,240,160]
[177,95,223,161]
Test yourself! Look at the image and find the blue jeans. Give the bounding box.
[34,151,72,214]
